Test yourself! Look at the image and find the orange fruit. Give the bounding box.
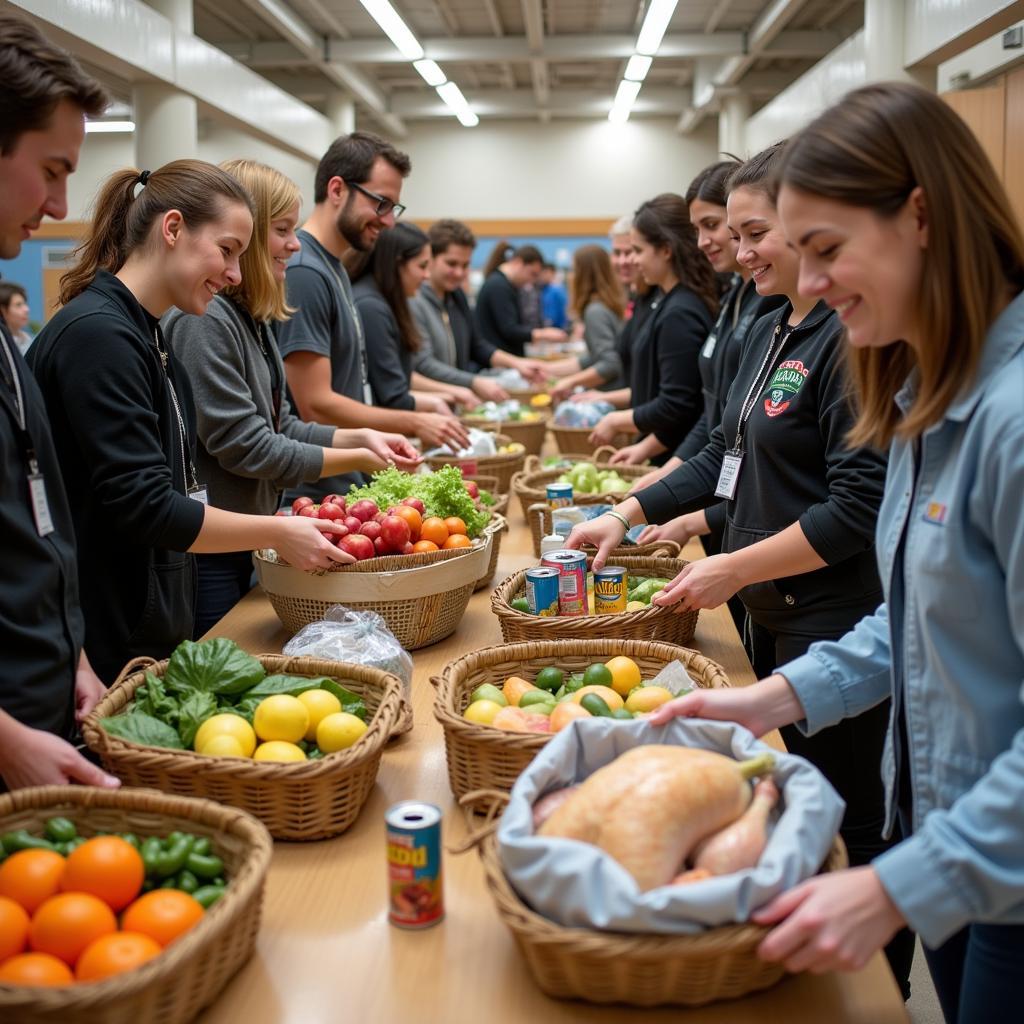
[391,504,422,540]
[443,516,467,536]
[75,931,162,982]
[0,849,66,914]
[29,892,116,966]
[442,533,471,549]
[550,702,593,732]
[61,836,144,912]
[419,516,449,546]
[411,539,439,553]
[0,951,74,986]
[0,895,31,962]
[122,890,204,948]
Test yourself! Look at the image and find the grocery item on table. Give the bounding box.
[488,368,533,392]
[553,460,630,495]
[467,400,543,423]
[422,426,497,459]
[525,567,560,617]
[592,566,628,614]
[386,802,444,929]
[552,399,614,429]
[546,482,572,508]
[542,549,589,616]
[539,531,565,555]
[507,561,670,618]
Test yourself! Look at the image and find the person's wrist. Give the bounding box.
[606,509,631,535]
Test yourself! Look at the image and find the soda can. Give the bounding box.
[546,482,573,508]
[386,801,444,929]
[525,567,560,616]
[542,549,589,616]
[593,566,628,614]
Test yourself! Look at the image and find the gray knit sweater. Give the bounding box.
[163,296,335,515]
[577,300,624,386]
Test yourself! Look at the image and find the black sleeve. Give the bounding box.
[277,265,334,359]
[468,320,498,368]
[675,409,710,461]
[359,297,416,411]
[480,278,533,348]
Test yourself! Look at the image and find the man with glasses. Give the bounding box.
[279,132,469,501]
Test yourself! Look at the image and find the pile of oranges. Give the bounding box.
[0,836,205,986]
[411,515,472,553]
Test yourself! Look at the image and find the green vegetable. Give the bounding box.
[155,835,195,878]
[100,712,185,750]
[164,638,265,697]
[479,490,496,507]
[510,597,530,613]
[174,869,199,894]
[320,680,368,721]
[534,667,564,692]
[118,833,140,849]
[580,693,614,717]
[519,690,556,708]
[307,748,325,760]
[192,884,225,909]
[44,817,77,843]
[563,674,585,694]
[1,830,56,854]
[140,836,163,874]
[231,695,262,725]
[135,673,180,723]
[191,837,211,857]
[245,674,327,699]
[611,708,635,720]
[185,851,224,879]
[176,691,218,749]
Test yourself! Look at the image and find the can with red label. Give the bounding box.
[386,801,444,929]
[542,549,589,616]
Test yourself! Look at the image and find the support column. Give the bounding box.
[327,94,356,139]
[718,91,750,158]
[865,0,933,87]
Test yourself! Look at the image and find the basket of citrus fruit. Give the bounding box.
[0,785,271,1024]
[432,639,730,800]
[82,644,404,841]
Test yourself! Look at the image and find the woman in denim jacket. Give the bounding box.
[652,82,1024,1022]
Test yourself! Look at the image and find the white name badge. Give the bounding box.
[188,485,209,505]
[363,382,374,405]
[28,472,55,537]
[701,331,719,359]
[714,452,744,500]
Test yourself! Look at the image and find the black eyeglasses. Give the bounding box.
[346,180,406,219]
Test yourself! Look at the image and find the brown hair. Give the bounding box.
[686,159,740,208]
[0,282,28,312]
[778,82,1024,447]
[727,142,786,201]
[60,160,255,305]
[569,244,626,320]
[633,193,719,316]
[314,130,411,204]
[428,218,476,255]
[483,240,543,278]
[0,11,108,155]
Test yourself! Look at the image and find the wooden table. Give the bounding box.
[199,516,909,1024]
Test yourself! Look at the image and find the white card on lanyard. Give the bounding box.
[715,452,744,500]
[188,485,209,505]
[28,472,55,536]
[363,381,374,405]
[701,330,719,359]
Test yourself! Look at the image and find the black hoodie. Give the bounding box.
[29,271,204,682]
[635,299,886,636]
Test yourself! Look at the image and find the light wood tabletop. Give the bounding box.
[198,511,909,1024]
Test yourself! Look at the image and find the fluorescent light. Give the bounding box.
[414,59,446,86]
[608,79,642,123]
[358,0,424,61]
[624,54,652,82]
[456,109,479,127]
[636,0,678,56]
[85,120,135,133]
[436,81,469,112]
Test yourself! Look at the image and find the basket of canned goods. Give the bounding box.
[490,552,699,645]
[526,502,682,560]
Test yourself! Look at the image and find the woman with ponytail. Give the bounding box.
[30,161,355,681]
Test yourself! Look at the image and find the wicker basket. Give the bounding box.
[82,655,403,841]
[462,414,549,456]
[0,786,272,1024]
[432,639,728,800]
[464,473,509,517]
[549,425,632,456]
[525,503,682,560]
[454,791,848,1008]
[424,433,526,494]
[253,535,491,649]
[492,554,698,646]
[474,514,509,592]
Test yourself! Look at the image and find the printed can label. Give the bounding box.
[526,567,560,616]
[593,566,628,613]
[386,801,444,929]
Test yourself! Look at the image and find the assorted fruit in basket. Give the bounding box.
[0,820,224,986]
[467,400,544,423]
[554,460,629,494]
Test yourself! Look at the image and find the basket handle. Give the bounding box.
[523,454,541,475]
[592,445,618,464]
[647,540,681,557]
[428,674,444,690]
[110,656,158,688]
[448,789,511,854]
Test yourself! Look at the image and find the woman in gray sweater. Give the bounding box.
[164,159,418,634]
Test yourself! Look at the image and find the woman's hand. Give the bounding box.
[570,389,605,404]
[0,716,121,790]
[534,327,568,344]
[419,393,455,415]
[74,653,107,724]
[564,514,627,571]
[414,413,471,451]
[272,517,354,571]
[472,376,509,402]
[444,385,478,409]
[511,358,549,385]
[637,512,703,547]
[651,554,743,612]
[753,867,906,974]
[588,411,629,447]
[608,442,647,466]
[357,429,420,469]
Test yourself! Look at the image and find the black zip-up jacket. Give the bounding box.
[473,269,532,356]
[630,283,713,455]
[635,300,886,636]
[617,288,658,384]
[29,272,204,682]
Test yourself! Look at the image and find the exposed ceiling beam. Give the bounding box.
[704,0,733,34]
[521,0,549,117]
[482,0,503,37]
[298,0,351,39]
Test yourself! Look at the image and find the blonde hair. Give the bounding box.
[569,244,627,320]
[219,158,301,322]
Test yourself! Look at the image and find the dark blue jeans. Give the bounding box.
[193,551,255,638]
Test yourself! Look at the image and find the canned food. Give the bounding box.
[386,801,444,929]
[546,482,573,508]
[593,566,628,614]
[525,567,560,616]
[542,549,589,616]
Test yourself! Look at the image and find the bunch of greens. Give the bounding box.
[345,465,489,537]
[100,638,367,750]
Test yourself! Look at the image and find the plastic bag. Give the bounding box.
[488,368,532,391]
[552,399,614,428]
[282,605,413,702]
[423,426,497,459]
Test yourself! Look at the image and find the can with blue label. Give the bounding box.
[386,801,444,929]
[525,566,560,616]
[542,549,589,616]
[547,482,573,508]
[593,566,628,614]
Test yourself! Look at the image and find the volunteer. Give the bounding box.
[0,283,33,355]
[652,83,1024,1020]
[29,161,355,683]
[163,159,419,635]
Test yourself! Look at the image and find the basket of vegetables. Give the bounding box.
[492,555,698,646]
[461,401,549,456]
[423,433,526,494]
[0,785,272,1024]
[525,503,681,560]
[81,643,404,840]
[432,639,729,800]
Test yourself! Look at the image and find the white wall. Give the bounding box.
[905,0,1024,66]
[398,118,720,220]
[938,18,1024,88]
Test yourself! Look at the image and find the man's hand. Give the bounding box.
[0,716,121,790]
[75,652,107,724]
[358,429,421,469]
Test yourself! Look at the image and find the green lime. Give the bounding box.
[471,683,508,707]
[520,689,557,708]
[611,707,635,720]
[583,663,614,689]
[511,597,530,613]
[534,666,564,693]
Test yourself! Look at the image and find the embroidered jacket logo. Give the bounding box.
[763,359,809,418]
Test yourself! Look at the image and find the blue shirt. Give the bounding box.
[541,282,567,329]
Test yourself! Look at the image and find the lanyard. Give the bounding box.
[732,320,788,455]
[232,299,283,431]
[153,328,198,493]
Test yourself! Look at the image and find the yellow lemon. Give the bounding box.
[297,689,342,741]
[316,712,368,753]
[626,600,647,612]
[625,685,675,714]
[253,740,307,762]
[569,685,624,711]
[193,713,256,757]
[605,656,642,698]
[530,393,552,408]
[253,695,309,744]
[197,734,247,758]
[463,699,504,726]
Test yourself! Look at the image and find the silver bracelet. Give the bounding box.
[606,509,632,534]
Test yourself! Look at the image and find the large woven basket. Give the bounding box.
[549,424,631,456]
[0,786,272,1024]
[82,655,403,841]
[525,502,682,560]
[464,473,509,517]
[475,513,509,592]
[253,535,491,649]
[492,554,698,646]
[462,414,549,456]
[432,639,728,800]
[454,791,848,1007]
[424,433,526,493]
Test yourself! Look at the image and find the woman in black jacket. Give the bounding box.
[29,161,353,682]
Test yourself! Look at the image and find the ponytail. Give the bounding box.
[483,238,514,278]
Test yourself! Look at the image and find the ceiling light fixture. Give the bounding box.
[624,54,652,82]
[414,59,446,87]
[636,0,679,56]
[358,0,423,61]
[85,120,136,133]
[609,0,678,122]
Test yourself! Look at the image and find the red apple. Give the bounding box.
[359,521,382,542]
[330,524,350,544]
[317,502,345,521]
[402,541,414,555]
[379,515,411,552]
[292,496,314,513]
[373,536,389,556]
[401,497,426,515]
[343,515,362,534]
[297,505,319,518]
[321,493,344,507]
[349,499,379,522]
[464,481,479,499]
[339,534,375,560]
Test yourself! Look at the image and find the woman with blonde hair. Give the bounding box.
[164,158,418,633]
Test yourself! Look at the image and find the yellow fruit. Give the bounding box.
[570,685,624,711]
[193,714,256,757]
[316,712,368,753]
[605,656,643,697]
[197,734,247,758]
[626,600,647,612]
[252,741,306,762]
[625,685,675,714]
[463,699,504,726]
[550,702,592,732]
[503,676,540,706]
[530,394,552,408]
[253,695,309,744]
[297,689,342,741]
